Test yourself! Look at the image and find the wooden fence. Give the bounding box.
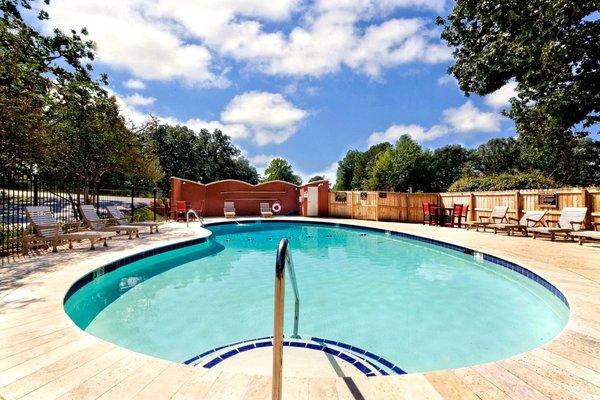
[440,188,600,226]
[328,191,439,222]
[328,188,600,226]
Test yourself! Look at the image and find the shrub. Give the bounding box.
[132,206,168,222]
[448,171,559,192]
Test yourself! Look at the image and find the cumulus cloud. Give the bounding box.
[185,119,249,140]
[437,74,456,86]
[442,101,502,133]
[221,91,308,145]
[484,81,518,109]
[43,0,451,84]
[368,124,450,145]
[248,154,279,167]
[123,79,146,90]
[297,161,339,185]
[122,93,156,107]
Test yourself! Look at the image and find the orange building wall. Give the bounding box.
[170,177,329,217]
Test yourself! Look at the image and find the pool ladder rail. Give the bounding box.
[272,238,300,400]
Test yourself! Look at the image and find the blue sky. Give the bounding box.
[39,0,519,182]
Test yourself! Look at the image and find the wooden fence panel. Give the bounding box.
[329,188,598,226]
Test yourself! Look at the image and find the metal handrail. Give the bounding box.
[272,238,300,400]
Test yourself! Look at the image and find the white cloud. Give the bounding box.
[123,79,146,90]
[44,0,229,87]
[221,91,308,145]
[484,81,518,109]
[442,101,502,133]
[122,93,156,107]
[43,0,451,84]
[248,154,278,167]
[437,74,455,86]
[368,124,450,144]
[185,119,249,140]
[297,161,338,185]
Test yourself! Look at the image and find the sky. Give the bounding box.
[38,0,520,183]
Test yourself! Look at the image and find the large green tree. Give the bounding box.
[437,0,599,138]
[0,0,97,168]
[367,136,424,192]
[262,158,302,185]
[437,0,599,185]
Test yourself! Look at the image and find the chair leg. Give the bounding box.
[550,233,555,241]
[103,238,108,247]
[69,240,74,249]
[90,239,96,250]
[136,230,140,238]
[579,236,584,245]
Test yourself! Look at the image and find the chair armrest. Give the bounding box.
[491,216,505,223]
[478,216,490,222]
[63,221,83,232]
[568,219,585,230]
[525,218,542,227]
[545,219,559,227]
[508,217,519,223]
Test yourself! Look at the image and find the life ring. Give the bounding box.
[271,203,281,213]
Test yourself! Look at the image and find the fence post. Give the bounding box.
[33,174,39,206]
[582,188,590,228]
[130,186,135,223]
[514,191,521,220]
[95,183,100,214]
[469,193,476,222]
[153,187,157,222]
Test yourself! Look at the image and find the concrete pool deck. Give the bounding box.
[0,217,599,399]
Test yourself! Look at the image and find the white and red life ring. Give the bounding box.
[271,203,282,213]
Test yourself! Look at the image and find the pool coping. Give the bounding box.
[1,217,599,400]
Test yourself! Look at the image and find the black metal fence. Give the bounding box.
[1,171,160,259]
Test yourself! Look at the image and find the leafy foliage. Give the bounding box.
[308,175,325,182]
[437,0,599,141]
[448,171,558,192]
[144,121,259,192]
[262,158,302,185]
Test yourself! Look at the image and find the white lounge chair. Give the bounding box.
[528,207,587,241]
[488,210,547,236]
[20,206,112,253]
[569,222,600,245]
[224,202,236,218]
[260,203,273,218]
[106,205,159,234]
[79,205,140,239]
[465,206,509,232]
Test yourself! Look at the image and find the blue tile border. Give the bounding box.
[63,236,208,304]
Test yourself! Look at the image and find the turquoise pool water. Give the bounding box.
[64,222,569,373]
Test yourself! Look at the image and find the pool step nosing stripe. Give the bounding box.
[184,337,404,377]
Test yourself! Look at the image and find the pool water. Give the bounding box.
[64,222,569,373]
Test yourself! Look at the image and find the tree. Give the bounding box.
[262,158,302,185]
[351,143,392,190]
[334,150,362,190]
[308,175,324,183]
[367,136,423,192]
[437,0,599,141]
[426,145,474,192]
[473,138,521,176]
[0,0,98,168]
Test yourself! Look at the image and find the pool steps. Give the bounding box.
[183,337,405,377]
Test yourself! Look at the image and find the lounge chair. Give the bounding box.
[528,207,587,241]
[106,205,159,234]
[79,205,140,239]
[260,203,273,218]
[569,222,600,245]
[20,206,111,253]
[465,206,508,232]
[488,210,547,236]
[224,202,236,218]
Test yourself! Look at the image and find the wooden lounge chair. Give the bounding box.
[260,203,273,218]
[106,205,159,234]
[20,206,111,253]
[569,222,600,245]
[465,206,508,232]
[224,202,236,218]
[488,210,547,236]
[528,207,587,241]
[79,205,140,239]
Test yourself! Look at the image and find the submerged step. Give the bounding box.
[183,337,406,377]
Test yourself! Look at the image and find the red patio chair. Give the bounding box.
[445,204,463,227]
[175,201,187,221]
[423,202,432,225]
[458,204,469,228]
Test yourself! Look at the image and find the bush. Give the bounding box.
[448,171,559,192]
[132,206,168,222]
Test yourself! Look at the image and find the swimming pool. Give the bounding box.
[64,221,569,374]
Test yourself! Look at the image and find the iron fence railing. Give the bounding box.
[1,171,159,260]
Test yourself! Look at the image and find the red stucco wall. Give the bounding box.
[170,177,329,217]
